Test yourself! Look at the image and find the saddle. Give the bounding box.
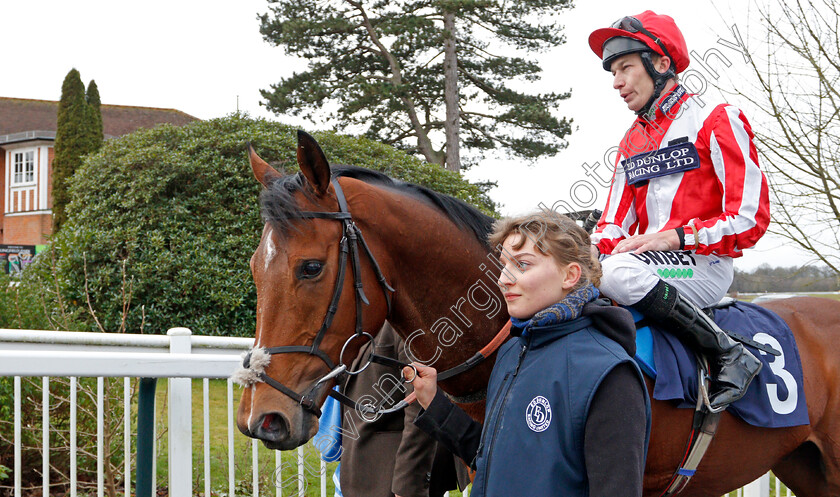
[630,299,808,496]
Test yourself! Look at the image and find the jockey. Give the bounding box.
[588,11,771,411]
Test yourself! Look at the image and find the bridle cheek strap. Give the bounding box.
[259,372,322,417]
[232,177,395,417]
[232,175,508,419]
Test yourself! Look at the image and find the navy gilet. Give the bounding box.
[470,316,650,497]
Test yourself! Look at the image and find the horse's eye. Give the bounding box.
[298,260,323,279]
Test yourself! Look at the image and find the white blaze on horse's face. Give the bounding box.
[252,223,281,349]
[263,225,278,275]
[248,384,256,429]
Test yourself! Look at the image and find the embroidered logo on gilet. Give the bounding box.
[526,396,552,432]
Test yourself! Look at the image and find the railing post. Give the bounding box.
[168,327,193,497]
[136,378,158,497]
[743,472,771,497]
[14,376,21,497]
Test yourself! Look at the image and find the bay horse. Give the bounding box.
[236,131,840,497]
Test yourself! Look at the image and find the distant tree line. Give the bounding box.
[726,0,840,274]
[730,264,840,294]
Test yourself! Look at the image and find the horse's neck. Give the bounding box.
[361,188,509,379]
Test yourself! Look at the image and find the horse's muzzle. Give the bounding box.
[246,410,314,451]
[251,411,291,449]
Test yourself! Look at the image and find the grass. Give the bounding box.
[152,379,337,497]
[801,292,840,300]
[738,292,840,302]
[152,380,465,497]
[3,378,460,497]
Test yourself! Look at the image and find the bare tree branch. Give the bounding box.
[720,0,840,273]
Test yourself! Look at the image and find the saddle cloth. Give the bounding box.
[632,301,809,428]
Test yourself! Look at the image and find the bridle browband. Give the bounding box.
[235,177,395,417]
[233,175,512,419]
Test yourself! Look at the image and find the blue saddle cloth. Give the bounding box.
[632,301,809,428]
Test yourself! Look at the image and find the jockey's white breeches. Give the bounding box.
[598,251,733,308]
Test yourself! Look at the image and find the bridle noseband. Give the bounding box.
[233,178,396,417]
[233,175,513,420]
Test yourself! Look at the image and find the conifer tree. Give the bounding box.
[259,0,574,171]
[52,69,102,231]
[86,80,104,144]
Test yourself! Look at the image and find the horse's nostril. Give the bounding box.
[254,412,289,443]
[262,413,284,432]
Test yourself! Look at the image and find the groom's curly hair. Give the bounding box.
[489,211,602,289]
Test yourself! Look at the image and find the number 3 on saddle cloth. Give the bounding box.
[631,301,809,428]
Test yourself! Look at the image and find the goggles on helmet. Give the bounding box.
[611,16,673,62]
[601,37,650,71]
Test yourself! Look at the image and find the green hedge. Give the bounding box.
[27,114,496,337]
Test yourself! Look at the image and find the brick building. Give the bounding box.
[0,97,197,247]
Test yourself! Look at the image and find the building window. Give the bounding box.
[12,150,36,185]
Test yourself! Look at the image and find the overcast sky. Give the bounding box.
[1,0,816,271]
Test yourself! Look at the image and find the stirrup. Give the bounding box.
[698,376,728,414]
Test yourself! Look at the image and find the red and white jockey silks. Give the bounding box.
[592,85,770,258]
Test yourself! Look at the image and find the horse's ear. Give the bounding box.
[248,143,283,188]
[296,130,331,196]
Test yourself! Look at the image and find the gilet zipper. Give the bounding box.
[479,341,529,492]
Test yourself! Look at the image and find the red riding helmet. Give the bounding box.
[589,11,689,115]
[588,11,689,73]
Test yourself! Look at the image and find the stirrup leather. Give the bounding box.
[659,355,722,497]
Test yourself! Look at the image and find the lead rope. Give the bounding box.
[355,320,514,410]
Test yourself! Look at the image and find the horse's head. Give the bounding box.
[236,131,393,449]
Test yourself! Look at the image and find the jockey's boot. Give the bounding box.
[633,280,762,411]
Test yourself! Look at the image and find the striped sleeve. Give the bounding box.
[592,151,638,255]
[690,106,770,256]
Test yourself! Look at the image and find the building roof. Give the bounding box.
[0,97,198,143]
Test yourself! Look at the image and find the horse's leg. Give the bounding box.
[807,423,840,496]
[763,298,840,497]
[807,360,840,496]
[772,440,830,497]
[821,442,840,496]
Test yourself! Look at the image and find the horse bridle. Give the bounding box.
[236,177,397,418]
[234,175,513,418]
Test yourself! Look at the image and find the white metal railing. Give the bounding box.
[0,327,335,497]
[0,327,790,497]
[738,473,794,497]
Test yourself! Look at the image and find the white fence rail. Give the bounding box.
[0,328,790,497]
[0,327,333,497]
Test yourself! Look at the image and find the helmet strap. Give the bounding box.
[637,51,676,117]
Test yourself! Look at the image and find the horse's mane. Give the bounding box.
[259,165,494,247]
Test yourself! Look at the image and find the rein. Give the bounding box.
[233,178,394,417]
[331,320,513,413]
[232,177,510,418]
